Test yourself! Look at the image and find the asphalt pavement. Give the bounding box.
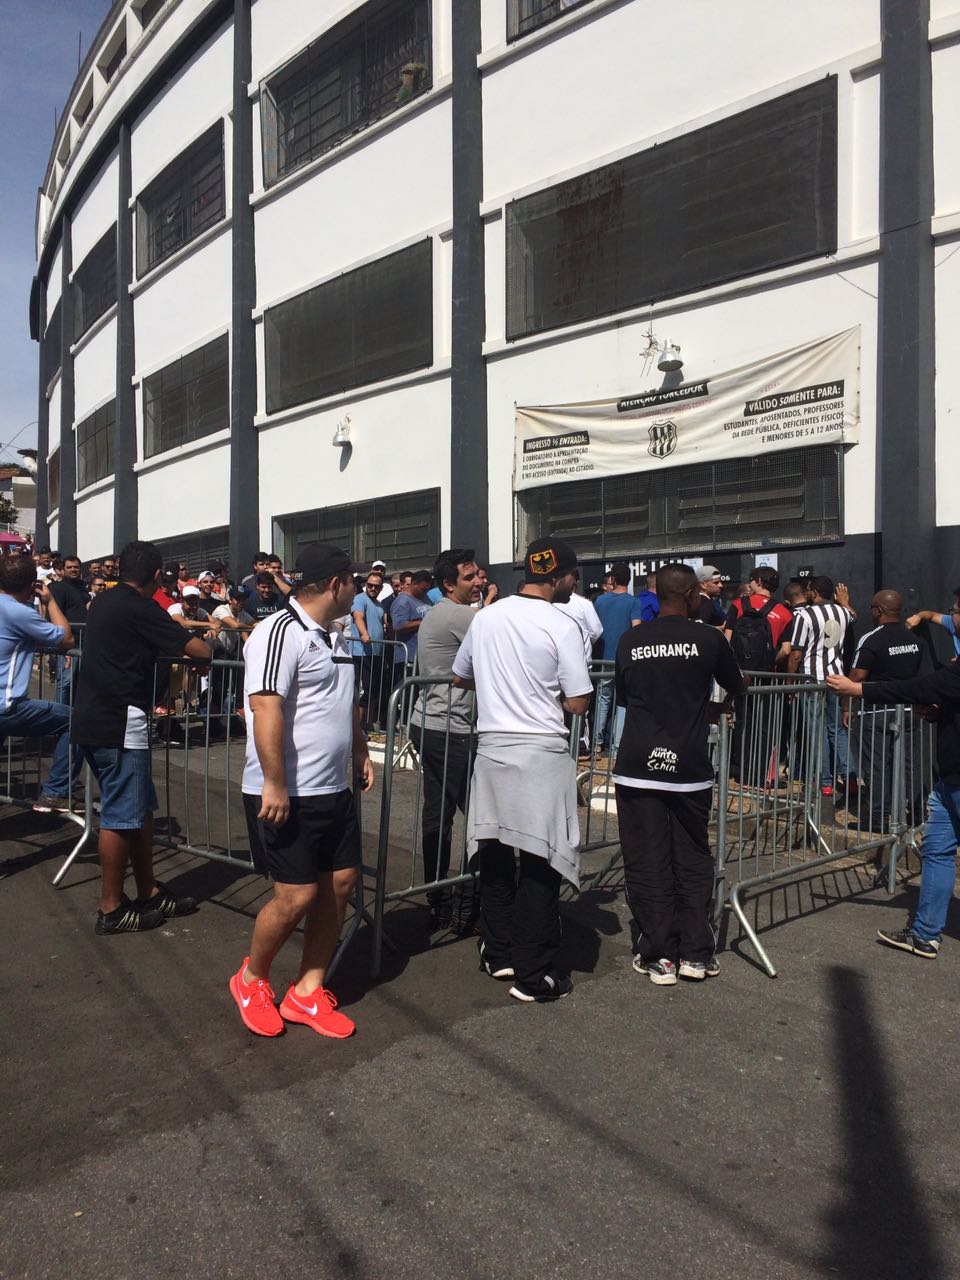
[1,805,958,1280]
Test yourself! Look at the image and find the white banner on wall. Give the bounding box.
[514,327,860,492]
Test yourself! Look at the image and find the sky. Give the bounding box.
[0,0,112,466]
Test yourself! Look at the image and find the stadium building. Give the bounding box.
[31,0,957,602]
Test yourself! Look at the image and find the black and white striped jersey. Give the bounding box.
[789,603,854,680]
[242,596,355,796]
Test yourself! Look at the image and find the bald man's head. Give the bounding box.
[873,589,902,619]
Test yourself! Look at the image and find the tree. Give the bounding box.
[0,496,20,529]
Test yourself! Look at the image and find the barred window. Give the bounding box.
[136,122,225,276]
[143,334,229,458]
[153,526,229,576]
[508,0,592,40]
[74,226,117,342]
[506,79,837,340]
[264,239,432,413]
[48,447,61,512]
[261,0,431,186]
[516,445,843,560]
[77,400,116,490]
[276,487,440,570]
[42,300,62,390]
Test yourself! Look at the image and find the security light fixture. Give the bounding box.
[332,415,351,447]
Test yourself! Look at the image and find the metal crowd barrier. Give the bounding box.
[18,639,939,985]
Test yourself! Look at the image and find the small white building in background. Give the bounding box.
[31,0,956,604]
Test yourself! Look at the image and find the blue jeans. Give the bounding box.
[54,653,74,706]
[912,779,960,942]
[594,678,624,753]
[0,696,72,797]
[821,688,851,786]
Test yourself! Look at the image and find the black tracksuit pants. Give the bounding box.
[411,725,476,919]
[478,841,562,986]
[616,785,715,964]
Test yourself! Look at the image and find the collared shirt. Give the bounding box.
[242,595,356,796]
[0,593,64,710]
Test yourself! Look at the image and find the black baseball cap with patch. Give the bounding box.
[293,543,365,587]
[523,537,578,583]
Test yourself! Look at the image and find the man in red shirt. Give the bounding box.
[152,566,179,612]
[722,566,794,785]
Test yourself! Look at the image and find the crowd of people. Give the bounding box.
[1,534,957,1040]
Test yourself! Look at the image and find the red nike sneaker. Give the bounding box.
[229,958,284,1037]
[279,983,355,1038]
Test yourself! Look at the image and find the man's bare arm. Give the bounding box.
[249,693,289,825]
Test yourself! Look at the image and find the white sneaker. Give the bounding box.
[633,956,678,986]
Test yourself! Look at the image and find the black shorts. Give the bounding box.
[242,790,361,884]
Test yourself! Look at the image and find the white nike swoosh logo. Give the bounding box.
[240,994,252,1008]
[292,999,318,1016]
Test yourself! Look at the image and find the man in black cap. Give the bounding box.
[231,543,373,1039]
[452,537,592,1003]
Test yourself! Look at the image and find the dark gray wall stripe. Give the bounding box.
[57,218,77,552]
[877,0,935,606]
[35,296,49,539]
[114,122,137,551]
[449,0,488,564]
[228,0,259,579]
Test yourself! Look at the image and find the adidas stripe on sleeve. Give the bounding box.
[247,612,300,697]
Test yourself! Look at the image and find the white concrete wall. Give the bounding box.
[933,36,960,219]
[75,487,116,559]
[46,244,63,314]
[481,1,879,205]
[935,244,960,529]
[254,99,453,307]
[48,383,61,460]
[138,443,231,540]
[71,150,119,267]
[257,375,451,544]
[74,318,118,423]
[133,234,232,381]
[485,265,880,565]
[252,0,367,82]
[47,517,59,546]
[130,24,233,196]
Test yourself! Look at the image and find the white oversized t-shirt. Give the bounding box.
[242,596,355,796]
[452,593,592,736]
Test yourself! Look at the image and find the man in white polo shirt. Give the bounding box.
[452,538,592,1003]
[230,543,373,1040]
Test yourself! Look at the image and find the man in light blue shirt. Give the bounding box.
[0,555,76,808]
[389,571,433,668]
[350,571,387,728]
[907,591,960,658]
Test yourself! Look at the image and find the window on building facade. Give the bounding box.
[506,78,837,339]
[47,447,61,512]
[136,121,225,276]
[138,0,166,29]
[143,333,229,458]
[42,300,62,390]
[76,400,116,490]
[101,36,127,84]
[264,239,432,413]
[275,487,440,570]
[73,225,117,342]
[516,444,842,559]
[153,526,230,575]
[260,0,431,186]
[507,0,592,41]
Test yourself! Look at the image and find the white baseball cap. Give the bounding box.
[182,585,201,597]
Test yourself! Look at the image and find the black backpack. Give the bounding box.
[731,597,777,671]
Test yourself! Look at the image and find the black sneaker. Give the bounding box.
[137,880,198,919]
[508,971,573,1003]
[96,895,165,935]
[478,938,514,980]
[876,927,938,958]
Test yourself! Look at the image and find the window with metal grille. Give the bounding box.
[42,299,63,392]
[260,0,431,186]
[508,0,592,40]
[264,239,432,413]
[275,487,440,571]
[153,526,230,576]
[48,447,61,512]
[506,79,837,340]
[136,122,225,276]
[516,445,843,560]
[73,225,117,342]
[76,400,115,490]
[143,333,229,458]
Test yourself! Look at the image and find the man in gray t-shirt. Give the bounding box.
[411,548,481,933]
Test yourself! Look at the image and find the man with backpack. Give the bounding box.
[723,567,795,783]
